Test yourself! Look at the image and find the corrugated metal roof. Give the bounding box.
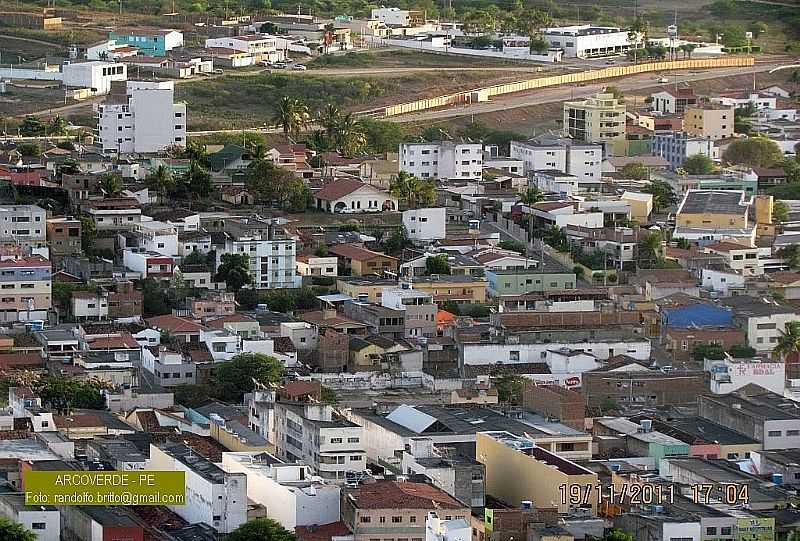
[385,405,437,434]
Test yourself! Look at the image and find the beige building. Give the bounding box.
[342,480,470,541]
[476,431,598,514]
[684,105,734,140]
[337,276,487,305]
[563,92,626,154]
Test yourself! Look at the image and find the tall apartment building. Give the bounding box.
[85,197,142,231]
[381,286,437,338]
[399,142,483,180]
[273,402,366,482]
[96,80,186,154]
[683,105,735,140]
[510,138,602,180]
[563,92,626,153]
[650,132,715,171]
[0,205,47,252]
[0,256,51,323]
[216,218,300,289]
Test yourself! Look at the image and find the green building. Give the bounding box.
[486,270,576,297]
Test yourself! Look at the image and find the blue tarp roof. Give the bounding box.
[664,303,733,329]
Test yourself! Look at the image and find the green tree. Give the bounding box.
[628,16,650,63]
[498,240,527,254]
[99,173,123,196]
[643,179,678,212]
[48,115,69,136]
[214,353,284,403]
[146,164,175,202]
[384,227,410,255]
[184,161,213,199]
[728,344,756,358]
[619,162,649,180]
[520,187,545,205]
[777,245,800,269]
[360,119,405,154]
[226,518,296,541]
[775,321,800,361]
[774,200,789,224]
[529,36,549,54]
[674,237,692,250]
[0,518,36,541]
[605,86,625,102]
[425,254,451,275]
[721,25,748,47]
[79,215,96,254]
[215,253,252,292]
[18,116,45,136]
[336,113,367,158]
[16,143,41,157]
[637,232,664,268]
[603,530,634,541]
[34,377,107,411]
[173,384,213,408]
[494,371,527,404]
[272,96,310,141]
[682,154,715,175]
[321,386,338,404]
[723,137,783,168]
[390,171,436,209]
[319,103,341,139]
[693,343,726,362]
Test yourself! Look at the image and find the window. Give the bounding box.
[720,528,732,536]
[510,351,520,361]
[350,455,361,461]
[787,430,800,436]
[21,284,34,289]
[706,528,717,536]
[347,437,360,443]
[409,517,416,523]
[31,523,46,530]
[330,438,342,443]
[392,516,402,523]
[361,517,372,523]
[213,515,222,521]
[767,430,782,437]
[379,516,386,523]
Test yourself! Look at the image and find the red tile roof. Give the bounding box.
[0,256,50,268]
[0,353,43,369]
[273,336,296,353]
[533,202,574,212]
[329,243,397,262]
[315,178,368,201]
[768,272,800,285]
[705,241,754,253]
[87,332,140,349]
[350,481,465,510]
[147,315,205,334]
[205,313,257,328]
[296,522,351,541]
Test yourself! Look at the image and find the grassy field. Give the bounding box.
[0,83,71,117]
[176,70,524,130]
[308,48,530,69]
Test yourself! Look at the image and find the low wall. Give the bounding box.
[383,56,755,117]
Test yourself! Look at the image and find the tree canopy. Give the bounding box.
[214,353,285,403]
[226,518,296,541]
[681,154,715,175]
[0,519,36,541]
[215,253,252,292]
[722,137,783,168]
[425,254,451,275]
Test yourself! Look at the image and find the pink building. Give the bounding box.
[0,164,46,186]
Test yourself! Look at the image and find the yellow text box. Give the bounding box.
[24,471,185,506]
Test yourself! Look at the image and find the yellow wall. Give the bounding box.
[383,57,755,117]
[351,343,384,369]
[677,212,747,229]
[413,280,487,304]
[211,423,272,453]
[337,280,384,303]
[476,432,598,514]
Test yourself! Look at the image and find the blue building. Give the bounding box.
[108,28,183,57]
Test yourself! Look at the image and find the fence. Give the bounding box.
[383,56,755,117]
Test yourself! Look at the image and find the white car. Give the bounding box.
[658,77,669,83]
[272,62,287,69]
[291,64,307,71]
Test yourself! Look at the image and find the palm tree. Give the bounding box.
[628,16,650,63]
[520,187,545,205]
[637,231,664,268]
[99,173,123,196]
[336,113,367,158]
[390,171,436,209]
[146,164,175,203]
[272,97,310,141]
[320,103,341,139]
[775,322,800,359]
[48,115,69,136]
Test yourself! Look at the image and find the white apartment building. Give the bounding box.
[201,328,240,362]
[146,443,247,533]
[542,25,631,58]
[134,219,179,257]
[370,7,423,26]
[274,403,366,482]
[650,132,716,171]
[0,256,52,323]
[71,290,109,320]
[403,207,446,242]
[510,139,602,180]
[461,337,651,366]
[217,228,300,290]
[701,268,746,296]
[96,80,186,154]
[296,256,338,277]
[205,34,284,62]
[426,512,471,541]
[62,61,127,93]
[222,452,341,531]
[400,142,483,180]
[0,494,60,541]
[141,348,196,387]
[0,205,47,251]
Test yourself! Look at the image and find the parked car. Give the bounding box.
[291,64,307,71]
[273,62,287,69]
[213,68,224,74]
[658,77,669,83]
[259,61,272,67]
[605,59,616,65]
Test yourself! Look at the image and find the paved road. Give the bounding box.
[13,97,103,119]
[383,61,790,123]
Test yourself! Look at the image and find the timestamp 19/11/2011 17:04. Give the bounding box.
[559,483,750,507]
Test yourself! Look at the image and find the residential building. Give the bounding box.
[698,390,800,450]
[752,449,800,486]
[107,280,142,319]
[664,327,746,363]
[486,270,576,297]
[582,365,707,409]
[216,218,300,289]
[403,207,446,242]
[674,190,754,243]
[85,197,142,231]
[296,255,338,277]
[61,506,145,541]
[314,178,398,213]
[146,443,247,532]
[541,25,631,58]
[522,384,584,430]
[274,402,366,482]
[71,290,108,320]
[650,132,715,171]
[342,480,470,541]
[594,417,690,461]
[382,286,437,339]
[370,7,425,26]
[122,249,174,279]
[704,241,763,276]
[650,87,698,114]
[711,91,777,110]
[204,34,283,62]
[0,492,59,541]
[401,438,485,507]
[109,28,184,56]
[719,295,799,354]
[329,244,398,277]
[400,142,483,180]
[700,268,746,296]
[0,205,47,253]
[132,219,179,257]
[0,256,51,323]
[342,301,405,339]
[614,511,701,541]
[426,512,471,541]
[476,431,598,514]
[684,105,735,140]
[46,216,81,258]
[563,92,626,153]
[510,138,602,180]
[652,416,761,460]
[706,355,785,395]
[222,452,341,530]
[96,80,186,154]
[142,347,197,387]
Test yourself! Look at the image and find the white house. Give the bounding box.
[204,34,285,63]
[202,329,240,362]
[711,92,777,111]
[400,142,483,180]
[546,348,602,374]
[146,443,247,533]
[96,80,186,154]
[701,268,746,296]
[222,453,340,531]
[296,256,338,277]
[403,207,446,242]
[426,513,471,541]
[510,139,602,180]
[136,219,179,257]
[370,7,421,26]
[461,337,651,365]
[0,494,60,541]
[541,25,632,58]
[314,178,398,213]
[71,290,109,321]
[86,40,139,61]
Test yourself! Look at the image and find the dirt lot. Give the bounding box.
[0,83,72,118]
[0,36,64,63]
[308,48,535,70]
